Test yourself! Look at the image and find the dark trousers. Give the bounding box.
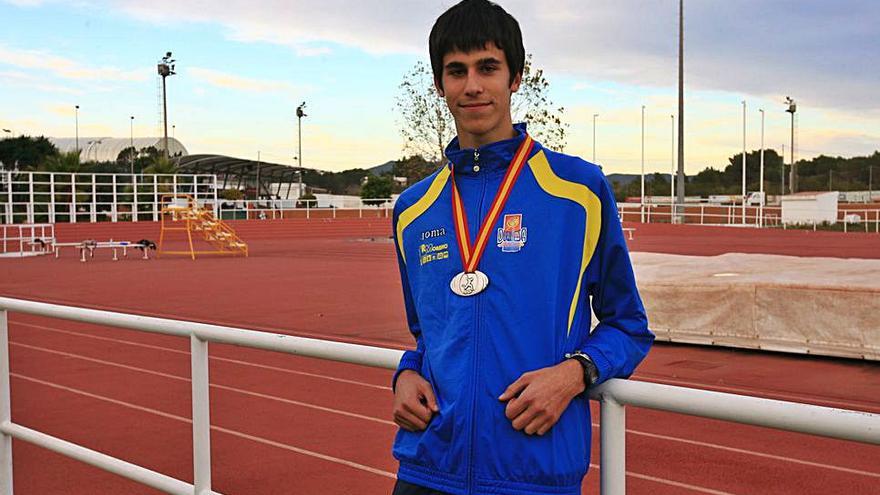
[392,479,452,495]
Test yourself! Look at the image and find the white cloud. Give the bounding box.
[102,0,878,114]
[188,66,304,93]
[0,43,146,82]
[0,70,82,95]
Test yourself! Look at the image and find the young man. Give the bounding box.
[390,1,654,494]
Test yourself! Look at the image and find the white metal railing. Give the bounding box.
[617,203,880,232]
[1,172,217,224]
[1,296,878,495]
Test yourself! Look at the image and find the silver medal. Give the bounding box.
[450,270,489,297]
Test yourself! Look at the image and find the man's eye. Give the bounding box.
[448,69,465,77]
[480,65,498,73]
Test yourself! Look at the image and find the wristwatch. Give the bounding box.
[564,350,599,389]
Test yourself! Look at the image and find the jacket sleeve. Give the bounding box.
[579,176,654,385]
[391,203,425,391]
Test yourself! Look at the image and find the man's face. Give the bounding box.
[437,42,522,147]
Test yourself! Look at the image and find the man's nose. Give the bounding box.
[464,69,483,96]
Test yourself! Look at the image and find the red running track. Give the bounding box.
[1,219,879,494]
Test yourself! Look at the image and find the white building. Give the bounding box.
[49,137,188,162]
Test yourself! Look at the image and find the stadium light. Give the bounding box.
[296,102,307,200]
[158,52,177,160]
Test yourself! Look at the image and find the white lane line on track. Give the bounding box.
[10,373,398,480]
[10,373,725,494]
[15,319,877,412]
[621,429,880,479]
[10,341,395,426]
[12,322,391,391]
[13,340,880,480]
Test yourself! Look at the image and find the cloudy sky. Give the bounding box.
[1,0,878,174]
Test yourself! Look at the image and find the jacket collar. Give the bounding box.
[445,123,534,176]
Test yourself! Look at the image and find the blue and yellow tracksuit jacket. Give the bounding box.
[391,124,654,495]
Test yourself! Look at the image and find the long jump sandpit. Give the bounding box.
[632,252,880,361]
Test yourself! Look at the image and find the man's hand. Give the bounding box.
[393,370,439,431]
[498,360,586,436]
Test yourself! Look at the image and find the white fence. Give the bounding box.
[1,297,878,494]
[0,172,217,224]
[618,203,880,232]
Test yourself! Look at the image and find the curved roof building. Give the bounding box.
[49,137,188,163]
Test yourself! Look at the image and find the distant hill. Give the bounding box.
[606,173,676,186]
[367,160,396,176]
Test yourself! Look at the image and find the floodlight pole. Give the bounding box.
[296,102,307,200]
[158,52,177,160]
[675,0,686,223]
[785,96,797,193]
[741,100,747,225]
[781,144,786,197]
[759,109,765,228]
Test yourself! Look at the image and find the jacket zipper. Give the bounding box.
[466,157,485,495]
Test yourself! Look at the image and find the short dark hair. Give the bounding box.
[429,0,525,90]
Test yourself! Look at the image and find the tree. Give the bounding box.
[0,136,58,170]
[395,55,568,163]
[361,175,393,205]
[40,151,84,173]
[393,155,438,185]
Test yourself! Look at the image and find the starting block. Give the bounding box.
[622,227,635,240]
[54,239,155,262]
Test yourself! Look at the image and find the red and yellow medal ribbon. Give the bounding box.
[450,134,534,273]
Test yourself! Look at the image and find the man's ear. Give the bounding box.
[434,79,445,97]
[510,72,523,93]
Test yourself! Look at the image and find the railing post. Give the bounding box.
[600,395,625,495]
[1,309,13,495]
[190,334,211,495]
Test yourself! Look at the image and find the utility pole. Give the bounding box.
[675,0,686,223]
[130,116,135,175]
[75,105,80,160]
[296,102,307,200]
[157,52,177,160]
[785,96,797,193]
[671,114,675,220]
[641,105,645,222]
[741,100,747,224]
[759,109,765,227]
[592,113,599,163]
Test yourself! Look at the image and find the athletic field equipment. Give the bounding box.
[158,194,248,260]
[54,239,155,262]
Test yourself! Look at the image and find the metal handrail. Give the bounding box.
[1,296,878,495]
